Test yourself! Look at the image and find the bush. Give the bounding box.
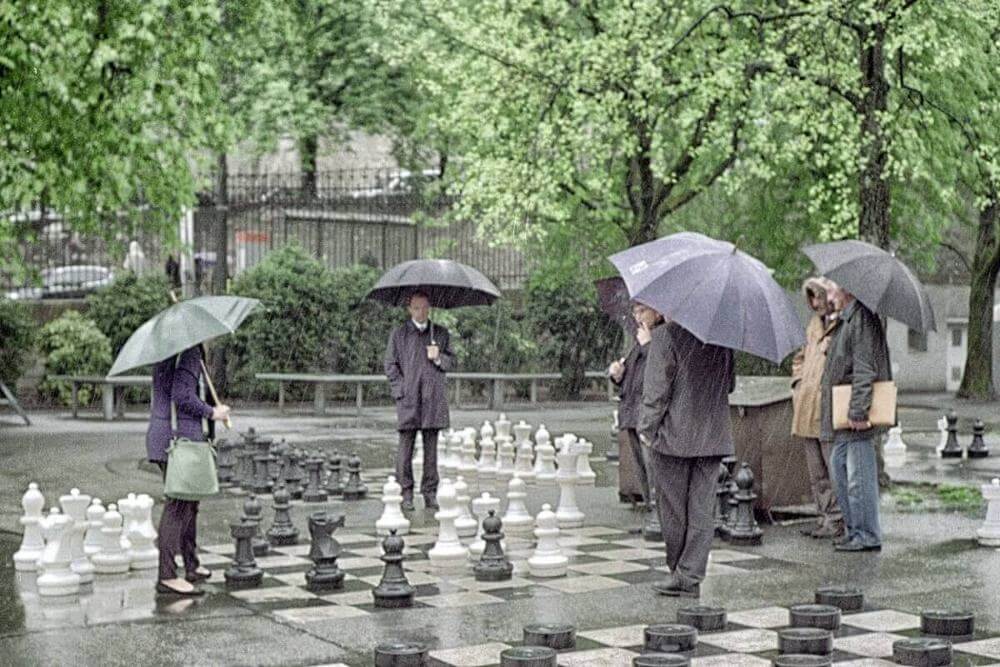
[87,271,172,355]
[434,300,536,373]
[0,298,36,387]
[327,264,398,376]
[39,311,112,406]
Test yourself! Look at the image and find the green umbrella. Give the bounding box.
[108,296,260,377]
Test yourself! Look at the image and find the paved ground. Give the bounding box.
[1,399,999,666]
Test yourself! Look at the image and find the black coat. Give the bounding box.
[384,320,454,430]
[612,343,647,429]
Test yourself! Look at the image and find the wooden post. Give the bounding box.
[71,382,79,419]
[491,379,505,410]
[454,378,461,408]
[102,383,114,421]
[356,383,364,418]
[314,383,326,415]
[278,382,285,414]
[530,379,538,404]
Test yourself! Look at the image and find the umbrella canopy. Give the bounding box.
[802,240,936,333]
[365,259,501,308]
[609,232,805,364]
[108,296,260,376]
[594,276,638,338]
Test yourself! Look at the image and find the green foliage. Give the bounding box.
[0,298,36,386]
[38,311,112,406]
[936,484,985,512]
[86,272,171,355]
[434,301,537,373]
[326,264,398,377]
[890,483,985,514]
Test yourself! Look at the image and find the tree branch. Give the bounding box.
[939,241,973,274]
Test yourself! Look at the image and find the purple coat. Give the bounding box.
[145,347,214,462]
[384,320,454,431]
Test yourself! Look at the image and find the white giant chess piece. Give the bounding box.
[453,476,478,539]
[468,492,500,559]
[937,416,949,454]
[14,482,46,572]
[502,475,534,536]
[117,493,138,551]
[477,435,498,494]
[534,425,558,486]
[978,478,1000,547]
[575,439,597,485]
[83,498,106,556]
[459,428,480,495]
[92,504,131,574]
[127,494,158,570]
[495,413,512,440]
[883,426,908,469]
[480,420,495,441]
[412,431,424,494]
[496,436,516,485]
[528,504,568,577]
[59,488,95,584]
[36,508,81,596]
[428,479,468,568]
[443,429,462,478]
[376,475,411,536]
[555,443,585,528]
[513,434,536,484]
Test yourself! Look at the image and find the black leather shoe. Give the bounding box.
[834,540,864,552]
[185,568,211,583]
[652,576,700,598]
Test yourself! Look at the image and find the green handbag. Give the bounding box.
[164,399,219,501]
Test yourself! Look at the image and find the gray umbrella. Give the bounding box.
[366,259,501,308]
[802,240,936,333]
[608,232,805,363]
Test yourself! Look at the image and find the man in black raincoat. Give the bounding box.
[384,292,454,511]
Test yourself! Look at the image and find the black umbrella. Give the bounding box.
[802,240,936,333]
[595,276,637,338]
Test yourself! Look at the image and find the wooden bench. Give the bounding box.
[254,371,612,415]
[47,375,152,421]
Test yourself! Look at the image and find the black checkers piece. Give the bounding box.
[633,654,691,666]
[893,637,954,667]
[777,628,833,656]
[374,641,428,667]
[644,624,698,653]
[676,606,727,632]
[499,646,558,666]
[920,610,975,639]
[814,585,864,612]
[789,604,841,631]
[771,655,832,667]
[522,624,575,650]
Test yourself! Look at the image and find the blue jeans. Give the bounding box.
[830,432,882,547]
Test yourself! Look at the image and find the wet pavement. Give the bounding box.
[1,401,999,666]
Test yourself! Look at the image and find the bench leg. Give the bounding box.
[314,384,326,415]
[491,379,505,411]
[116,387,125,419]
[530,379,538,404]
[356,384,363,418]
[71,383,79,418]
[278,382,285,414]
[102,385,114,421]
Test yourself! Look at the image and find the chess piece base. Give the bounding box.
[37,571,82,597]
[527,556,568,578]
[474,559,513,582]
[305,568,345,592]
[224,567,263,588]
[342,490,367,501]
[373,584,415,608]
[267,529,299,546]
[302,491,329,503]
[13,549,43,572]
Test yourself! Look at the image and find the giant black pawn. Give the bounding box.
[941,410,963,458]
[216,438,235,485]
[374,642,428,667]
[373,529,415,608]
[325,451,344,497]
[342,454,368,501]
[243,494,271,557]
[302,454,329,503]
[283,449,305,500]
[475,510,513,582]
[305,511,346,592]
[267,484,299,546]
[237,446,255,491]
[224,518,263,588]
[968,419,990,458]
[713,462,730,537]
[251,452,273,495]
[726,463,762,546]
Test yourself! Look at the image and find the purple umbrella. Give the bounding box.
[608,232,804,363]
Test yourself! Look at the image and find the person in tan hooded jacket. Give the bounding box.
[791,277,844,539]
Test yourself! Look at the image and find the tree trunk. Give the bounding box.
[857,24,891,250]
[300,134,319,199]
[210,151,229,396]
[958,199,1000,400]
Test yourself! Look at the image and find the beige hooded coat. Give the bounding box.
[791,278,837,439]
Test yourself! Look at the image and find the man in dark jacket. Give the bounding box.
[640,320,735,597]
[820,285,891,552]
[384,292,454,511]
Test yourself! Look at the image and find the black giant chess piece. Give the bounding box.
[269,439,288,484]
[251,451,274,495]
[373,529,415,608]
[266,484,299,546]
[714,462,730,537]
[721,455,739,536]
[302,453,329,503]
[941,410,963,458]
[968,419,990,458]
[224,518,263,588]
[216,438,235,485]
[283,449,305,500]
[342,454,368,501]
[474,510,514,581]
[726,463,762,546]
[243,494,271,557]
[237,445,255,491]
[305,511,346,592]
[325,451,344,497]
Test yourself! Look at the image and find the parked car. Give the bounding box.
[5,265,114,300]
[350,169,441,199]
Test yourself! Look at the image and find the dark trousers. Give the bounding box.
[396,429,439,500]
[156,462,201,580]
[649,450,722,583]
[623,429,655,505]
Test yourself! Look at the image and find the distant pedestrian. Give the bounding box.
[165,254,181,289]
[147,344,230,595]
[820,284,892,552]
[791,278,844,539]
[640,320,735,597]
[384,292,454,512]
[123,240,151,275]
[609,302,663,509]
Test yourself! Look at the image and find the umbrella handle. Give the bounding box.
[170,290,231,431]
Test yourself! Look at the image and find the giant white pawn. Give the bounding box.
[496,437,516,485]
[453,476,478,540]
[937,416,949,454]
[116,493,137,551]
[413,431,424,494]
[575,439,597,485]
[978,478,1000,547]
[502,476,534,536]
[480,420,495,441]
[37,509,81,597]
[428,479,468,568]
[535,429,558,486]
[459,429,480,495]
[477,436,497,494]
[128,494,158,570]
[59,488,95,584]
[92,504,131,574]
[443,429,462,478]
[376,475,411,536]
[533,424,552,475]
[555,444,585,529]
[83,498,106,556]
[884,426,908,469]
[14,482,46,572]
[513,435,536,484]
[495,413,512,441]
[468,492,500,559]
[528,504,568,577]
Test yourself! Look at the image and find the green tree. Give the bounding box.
[0,298,35,387]
[38,311,112,406]
[86,272,171,355]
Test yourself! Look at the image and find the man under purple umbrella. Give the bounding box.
[384,292,455,512]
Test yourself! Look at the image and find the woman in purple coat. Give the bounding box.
[147,345,230,595]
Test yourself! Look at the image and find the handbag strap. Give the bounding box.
[170,354,180,437]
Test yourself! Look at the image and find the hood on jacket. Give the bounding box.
[802,277,832,305]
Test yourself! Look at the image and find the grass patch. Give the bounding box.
[888,483,984,514]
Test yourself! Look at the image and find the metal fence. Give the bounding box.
[3,168,530,296]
